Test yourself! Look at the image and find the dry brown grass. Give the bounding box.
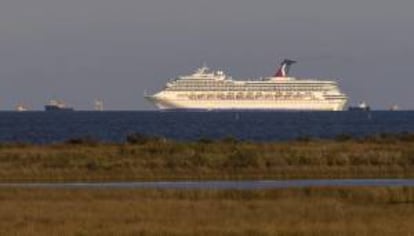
[0,187,413,235]
[0,139,414,181]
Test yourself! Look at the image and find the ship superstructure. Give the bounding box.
[147,60,347,111]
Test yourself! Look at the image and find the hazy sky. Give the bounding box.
[1,0,413,110]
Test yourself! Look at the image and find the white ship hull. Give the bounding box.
[148,95,346,111]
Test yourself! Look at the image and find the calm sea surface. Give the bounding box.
[1,111,414,143]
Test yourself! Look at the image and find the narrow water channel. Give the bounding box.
[1,179,414,190]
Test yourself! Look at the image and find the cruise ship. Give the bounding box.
[146,60,348,111]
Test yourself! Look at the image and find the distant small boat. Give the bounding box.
[389,105,400,111]
[348,101,370,111]
[45,100,74,111]
[16,105,29,112]
[94,99,104,111]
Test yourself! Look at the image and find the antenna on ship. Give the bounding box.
[275,59,297,77]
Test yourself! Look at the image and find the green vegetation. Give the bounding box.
[0,187,413,235]
[0,134,414,181]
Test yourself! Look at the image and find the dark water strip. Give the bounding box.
[3,111,414,143]
[1,179,414,190]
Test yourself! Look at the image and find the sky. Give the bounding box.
[0,0,413,110]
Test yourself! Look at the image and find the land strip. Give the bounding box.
[0,136,414,182]
[0,187,413,235]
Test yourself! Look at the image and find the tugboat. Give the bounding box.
[45,100,74,111]
[348,101,370,111]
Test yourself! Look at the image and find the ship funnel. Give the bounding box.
[275,59,297,77]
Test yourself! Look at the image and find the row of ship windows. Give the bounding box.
[174,82,334,87]
[175,79,334,84]
[178,94,324,101]
[172,83,333,88]
[175,80,335,84]
[173,86,334,90]
[167,87,332,92]
[176,92,319,97]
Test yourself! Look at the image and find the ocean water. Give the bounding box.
[0,111,414,143]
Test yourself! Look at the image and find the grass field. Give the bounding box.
[0,187,413,235]
[1,136,413,235]
[1,135,414,181]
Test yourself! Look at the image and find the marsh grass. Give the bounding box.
[0,187,413,235]
[0,137,414,181]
